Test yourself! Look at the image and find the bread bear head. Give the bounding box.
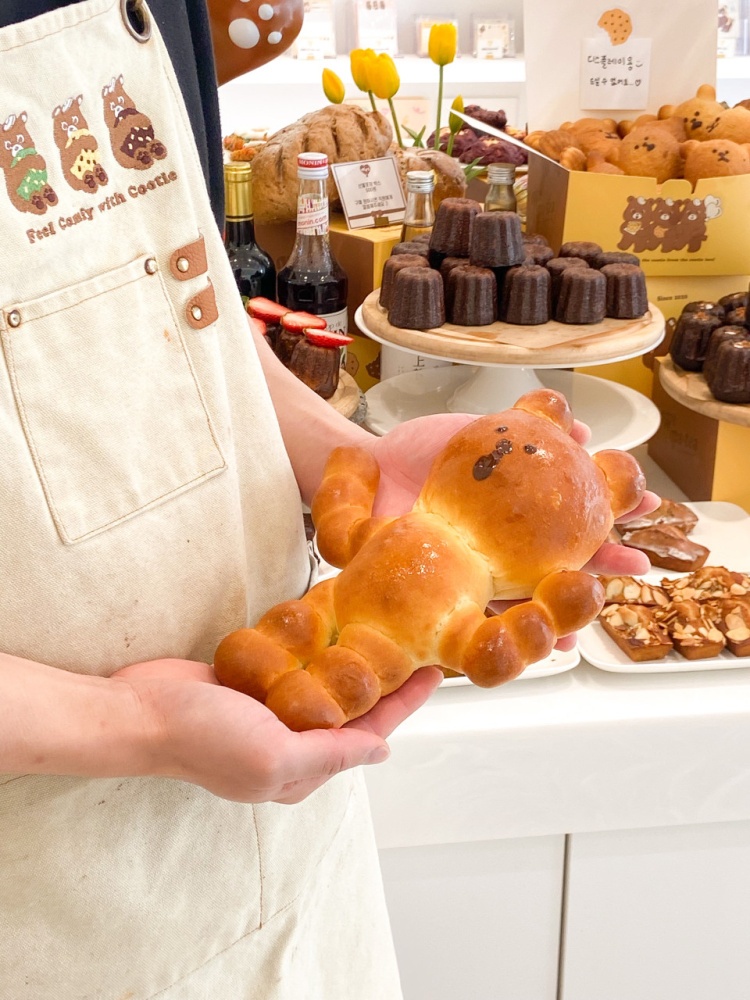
[663,85,726,141]
[704,105,750,144]
[616,124,683,183]
[682,138,750,188]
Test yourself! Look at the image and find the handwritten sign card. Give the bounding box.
[580,36,652,110]
[331,157,406,230]
[523,0,716,130]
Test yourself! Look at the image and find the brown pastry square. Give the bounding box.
[716,597,750,656]
[598,575,670,607]
[655,599,725,660]
[621,525,709,573]
[617,498,699,537]
[664,567,750,602]
[599,604,673,661]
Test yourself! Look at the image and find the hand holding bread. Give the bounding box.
[215,390,647,730]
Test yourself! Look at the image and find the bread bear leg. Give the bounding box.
[214,578,338,706]
[438,571,605,687]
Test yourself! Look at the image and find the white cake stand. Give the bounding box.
[356,293,665,451]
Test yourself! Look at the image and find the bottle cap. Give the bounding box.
[405,170,436,192]
[487,162,516,183]
[298,152,329,179]
[223,161,253,220]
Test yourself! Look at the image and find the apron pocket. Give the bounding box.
[1,253,226,543]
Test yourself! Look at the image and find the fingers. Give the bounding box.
[583,540,651,576]
[570,419,591,446]
[553,634,577,652]
[614,489,661,523]
[346,666,444,739]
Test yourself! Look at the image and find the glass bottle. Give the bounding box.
[277,152,348,334]
[484,162,517,213]
[223,162,276,303]
[400,169,435,243]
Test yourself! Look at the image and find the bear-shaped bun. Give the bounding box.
[662,84,725,141]
[615,124,684,183]
[682,138,750,188]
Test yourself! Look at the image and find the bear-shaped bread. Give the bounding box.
[214,390,646,731]
[682,137,750,188]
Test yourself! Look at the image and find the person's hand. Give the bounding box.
[111,658,442,804]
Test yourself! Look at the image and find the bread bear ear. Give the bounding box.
[697,84,717,101]
[658,104,676,120]
[513,389,574,433]
[681,139,701,157]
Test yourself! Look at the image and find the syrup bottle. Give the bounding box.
[400,169,435,243]
[223,162,276,303]
[484,163,517,214]
[277,152,348,333]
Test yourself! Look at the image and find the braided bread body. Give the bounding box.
[214,390,645,730]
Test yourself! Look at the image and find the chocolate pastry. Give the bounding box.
[704,336,750,404]
[669,309,723,371]
[502,264,551,325]
[289,337,340,399]
[391,241,430,258]
[559,240,603,266]
[379,254,430,310]
[622,524,709,572]
[724,305,747,327]
[389,266,445,330]
[523,243,555,267]
[592,251,640,269]
[656,599,726,660]
[555,267,607,325]
[617,498,698,536]
[429,197,482,264]
[601,263,648,320]
[599,603,673,661]
[682,300,726,323]
[448,265,498,326]
[546,257,589,307]
[718,291,748,314]
[703,326,748,384]
[469,211,525,268]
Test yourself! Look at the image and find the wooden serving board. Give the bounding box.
[659,357,750,428]
[327,369,361,419]
[361,291,665,367]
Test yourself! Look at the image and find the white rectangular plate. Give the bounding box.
[578,501,750,674]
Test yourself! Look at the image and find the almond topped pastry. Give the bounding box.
[716,597,750,656]
[662,567,750,603]
[599,575,670,607]
[655,599,725,660]
[599,604,673,661]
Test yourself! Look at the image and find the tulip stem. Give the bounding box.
[434,66,444,150]
[388,98,404,148]
[368,91,377,113]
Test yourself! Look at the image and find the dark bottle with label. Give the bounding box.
[224,161,276,303]
[277,152,348,334]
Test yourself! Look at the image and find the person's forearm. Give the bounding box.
[252,324,373,504]
[0,652,159,778]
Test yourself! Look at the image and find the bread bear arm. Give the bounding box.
[311,446,395,568]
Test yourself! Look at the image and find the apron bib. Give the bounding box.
[0,3,400,996]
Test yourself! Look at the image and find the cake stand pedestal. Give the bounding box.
[659,357,750,428]
[356,293,665,451]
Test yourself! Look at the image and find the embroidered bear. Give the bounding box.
[0,112,58,215]
[101,76,167,170]
[618,196,658,254]
[52,95,108,193]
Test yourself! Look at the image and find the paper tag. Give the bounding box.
[580,36,652,110]
[355,0,399,53]
[331,157,406,230]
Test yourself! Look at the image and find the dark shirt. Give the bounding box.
[1,0,224,227]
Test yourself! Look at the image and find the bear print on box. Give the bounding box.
[618,196,657,253]
[0,112,58,215]
[52,95,108,193]
[102,76,167,170]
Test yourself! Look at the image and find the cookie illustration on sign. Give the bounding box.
[0,112,58,215]
[101,76,167,170]
[597,8,633,46]
[52,96,108,193]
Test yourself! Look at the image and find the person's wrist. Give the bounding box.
[108,676,174,779]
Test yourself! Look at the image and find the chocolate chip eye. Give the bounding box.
[524,444,538,454]
[494,438,513,456]
[473,454,497,481]
[495,426,508,433]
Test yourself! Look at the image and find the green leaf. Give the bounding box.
[462,157,487,183]
[404,125,427,148]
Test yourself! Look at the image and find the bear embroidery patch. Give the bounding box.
[102,75,167,170]
[0,112,59,215]
[52,96,109,194]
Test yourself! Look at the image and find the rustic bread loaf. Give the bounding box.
[251,105,393,224]
[391,146,467,207]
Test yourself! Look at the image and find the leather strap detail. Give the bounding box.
[169,235,208,281]
[185,281,218,330]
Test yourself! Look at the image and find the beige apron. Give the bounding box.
[0,3,401,996]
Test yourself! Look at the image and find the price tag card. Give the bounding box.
[580,36,652,110]
[292,0,336,59]
[331,157,406,230]
[354,0,399,54]
[474,19,515,59]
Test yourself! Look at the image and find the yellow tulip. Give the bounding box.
[350,48,376,94]
[369,53,400,101]
[322,68,345,105]
[448,95,464,134]
[428,23,457,67]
